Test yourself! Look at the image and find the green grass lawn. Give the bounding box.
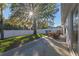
[0,34,46,53]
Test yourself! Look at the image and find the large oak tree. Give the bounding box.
[10,3,58,34]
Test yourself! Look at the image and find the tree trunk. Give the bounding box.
[33,19,37,34]
[0,6,4,40]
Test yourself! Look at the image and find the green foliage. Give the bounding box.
[0,29,1,33]
[10,3,58,30]
[0,34,45,52]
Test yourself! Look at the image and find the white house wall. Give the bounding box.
[62,4,79,54]
[65,13,73,49]
[77,5,79,54]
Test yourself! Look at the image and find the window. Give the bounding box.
[73,7,78,26]
[72,6,79,53]
[75,8,78,18]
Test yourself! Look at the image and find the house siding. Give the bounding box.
[61,3,79,55]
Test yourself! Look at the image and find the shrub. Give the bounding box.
[0,47,7,52]
[47,30,62,39]
[0,41,14,52]
[0,34,46,52]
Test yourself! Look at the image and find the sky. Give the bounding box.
[3,4,11,19]
[54,4,61,27]
[3,4,61,27]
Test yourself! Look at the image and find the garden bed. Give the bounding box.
[0,34,45,52]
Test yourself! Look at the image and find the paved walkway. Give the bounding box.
[1,36,70,56]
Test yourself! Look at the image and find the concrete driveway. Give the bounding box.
[1,36,70,56]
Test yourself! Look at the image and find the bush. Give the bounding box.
[0,34,46,52]
[47,30,62,39]
[0,47,7,52]
[0,41,14,52]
